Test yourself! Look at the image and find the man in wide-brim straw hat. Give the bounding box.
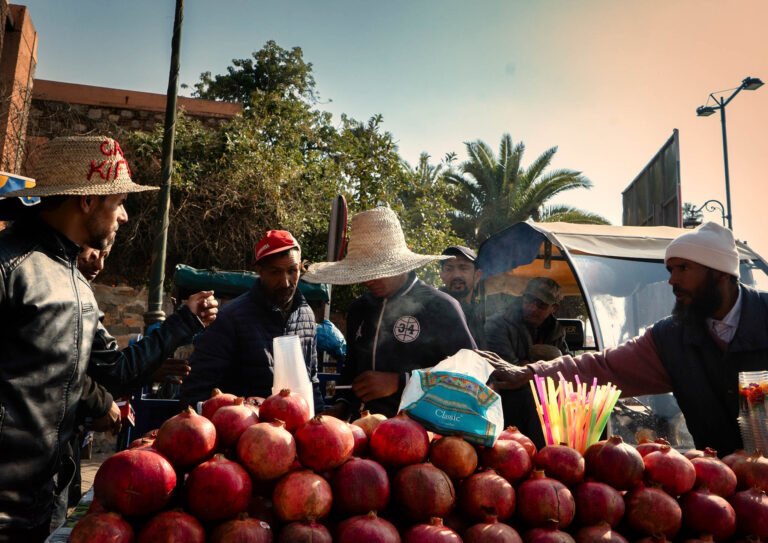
[303,206,477,419]
[0,136,219,541]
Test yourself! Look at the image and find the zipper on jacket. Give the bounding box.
[371,276,419,371]
[57,259,82,467]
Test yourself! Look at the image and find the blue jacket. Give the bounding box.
[180,279,323,410]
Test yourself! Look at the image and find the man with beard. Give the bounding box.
[485,277,569,447]
[489,222,768,455]
[180,230,324,411]
[0,136,218,541]
[439,245,485,346]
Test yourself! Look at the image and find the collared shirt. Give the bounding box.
[706,285,742,344]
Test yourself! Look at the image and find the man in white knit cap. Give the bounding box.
[491,222,768,455]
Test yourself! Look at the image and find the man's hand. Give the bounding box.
[489,365,535,391]
[185,290,219,327]
[352,371,400,403]
[90,401,122,435]
[151,357,191,384]
[473,349,520,374]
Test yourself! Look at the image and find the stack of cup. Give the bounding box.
[737,370,768,452]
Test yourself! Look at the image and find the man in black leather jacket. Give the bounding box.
[0,136,218,541]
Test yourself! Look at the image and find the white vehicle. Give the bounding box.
[476,221,768,447]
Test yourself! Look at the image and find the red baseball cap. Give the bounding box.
[254,230,300,262]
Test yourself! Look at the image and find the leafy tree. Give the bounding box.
[107,41,460,310]
[193,40,319,108]
[446,134,609,245]
[682,202,704,228]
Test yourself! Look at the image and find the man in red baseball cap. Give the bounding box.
[181,230,324,411]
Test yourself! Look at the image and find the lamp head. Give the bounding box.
[742,76,764,91]
[696,105,716,117]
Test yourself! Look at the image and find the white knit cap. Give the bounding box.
[664,222,739,277]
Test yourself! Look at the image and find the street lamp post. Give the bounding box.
[696,76,763,230]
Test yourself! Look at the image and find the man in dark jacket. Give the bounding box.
[180,230,324,411]
[0,136,218,541]
[439,245,486,347]
[491,222,767,455]
[303,207,476,418]
[484,277,568,447]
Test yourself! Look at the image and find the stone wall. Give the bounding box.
[92,283,175,349]
[27,79,241,142]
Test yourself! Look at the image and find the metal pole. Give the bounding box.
[144,0,184,329]
[718,97,733,230]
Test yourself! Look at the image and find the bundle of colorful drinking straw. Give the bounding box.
[530,373,621,453]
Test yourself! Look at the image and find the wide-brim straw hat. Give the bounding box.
[302,207,450,285]
[2,135,158,197]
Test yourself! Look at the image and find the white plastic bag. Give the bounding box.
[272,335,315,417]
[398,349,503,446]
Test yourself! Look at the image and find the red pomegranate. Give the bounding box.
[137,510,205,543]
[128,437,155,449]
[273,470,333,522]
[237,420,296,480]
[623,485,682,538]
[516,470,575,528]
[403,517,462,542]
[459,469,515,522]
[636,438,672,458]
[635,536,672,543]
[210,514,274,543]
[584,435,644,490]
[69,512,134,543]
[732,452,768,492]
[573,521,628,543]
[259,388,311,432]
[534,444,585,485]
[691,448,738,497]
[429,435,479,480]
[728,488,768,538]
[465,516,523,543]
[679,488,736,542]
[93,448,177,516]
[349,422,369,456]
[202,387,239,419]
[154,406,217,470]
[643,445,696,496]
[211,397,260,449]
[278,520,333,542]
[481,439,533,484]
[523,521,576,543]
[332,457,390,515]
[370,412,430,468]
[498,426,537,457]
[684,448,707,460]
[721,449,750,470]
[336,511,402,543]
[353,410,388,437]
[393,462,456,522]
[295,415,355,471]
[185,453,253,521]
[681,537,714,543]
[573,481,625,528]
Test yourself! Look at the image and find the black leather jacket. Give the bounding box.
[0,218,202,533]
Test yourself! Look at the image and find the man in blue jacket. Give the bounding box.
[303,207,476,418]
[180,230,324,411]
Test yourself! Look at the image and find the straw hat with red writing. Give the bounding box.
[2,135,158,198]
[302,206,449,285]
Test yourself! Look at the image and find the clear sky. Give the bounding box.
[20,0,768,256]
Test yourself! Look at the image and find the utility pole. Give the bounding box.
[145,0,184,330]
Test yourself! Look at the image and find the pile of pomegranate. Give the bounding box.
[71,387,768,542]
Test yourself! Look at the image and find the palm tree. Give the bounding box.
[446,134,609,244]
